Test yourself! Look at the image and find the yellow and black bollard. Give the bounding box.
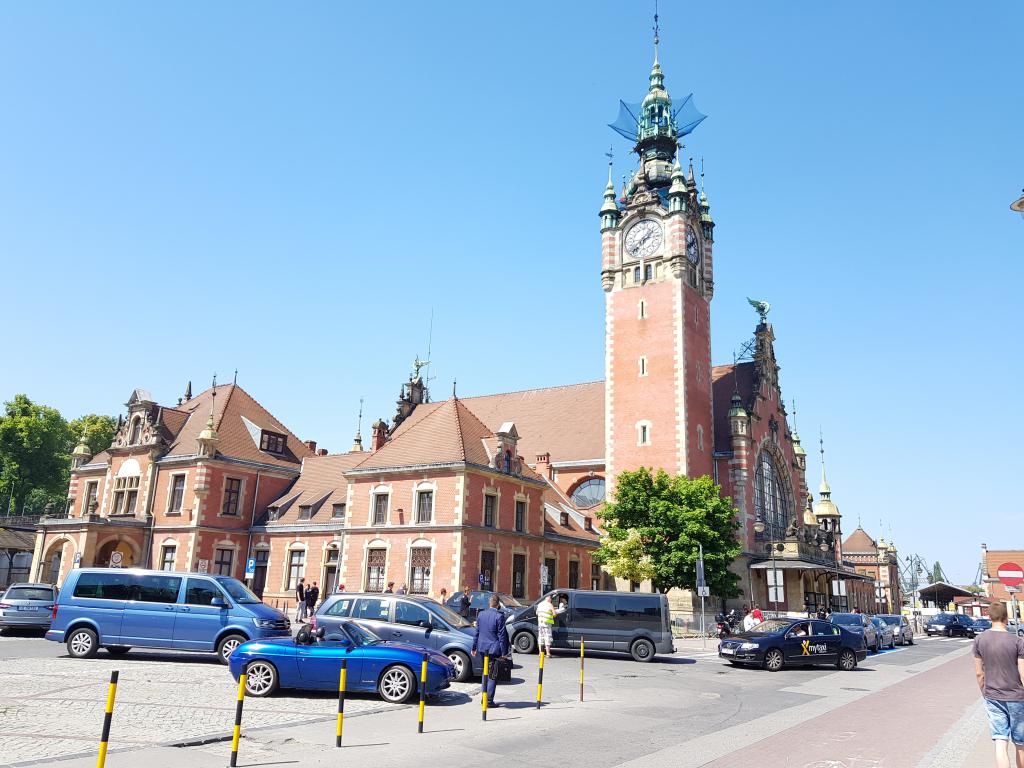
[417,652,428,733]
[229,673,246,767]
[579,638,585,702]
[535,650,545,709]
[96,670,119,768]
[336,659,347,748]
[481,654,489,721]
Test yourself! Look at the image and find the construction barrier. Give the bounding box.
[535,650,545,709]
[229,673,246,767]
[417,653,428,733]
[579,638,585,702]
[336,659,347,747]
[481,654,489,721]
[95,670,119,768]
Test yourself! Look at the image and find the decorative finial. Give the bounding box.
[819,427,831,496]
[452,379,457,398]
[351,397,365,452]
[210,373,217,416]
[652,0,660,63]
[184,380,192,402]
[791,399,797,431]
[700,157,705,192]
[233,368,238,385]
[746,297,771,324]
[412,356,430,381]
[605,145,614,186]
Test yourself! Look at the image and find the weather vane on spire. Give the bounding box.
[653,0,660,52]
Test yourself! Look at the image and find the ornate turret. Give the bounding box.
[728,391,748,437]
[599,158,620,230]
[792,430,807,471]
[71,434,92,468]
[667,157,687,212]
[196,414,220,458]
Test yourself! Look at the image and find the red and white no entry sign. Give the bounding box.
[997,562,1024,587]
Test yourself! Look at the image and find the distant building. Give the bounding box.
[842,527,901,613]
[981,544,1024,621]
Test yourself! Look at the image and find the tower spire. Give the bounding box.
[819,428,830,496]
[352,398,364,452]
[653,0,660,65]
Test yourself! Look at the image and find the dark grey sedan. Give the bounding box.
[0,583,57,633]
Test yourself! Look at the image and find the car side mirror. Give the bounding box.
[337,637,353,649]
[419,619,432,629]
[211,597,227,608]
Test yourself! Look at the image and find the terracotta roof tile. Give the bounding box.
[842,526,878,554]
[266,452,366,525]
[165,384,310,469]
[392,381,605,465]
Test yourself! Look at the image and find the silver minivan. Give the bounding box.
[312,593,481,681]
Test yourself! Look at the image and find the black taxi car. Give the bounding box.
[718,618,868,672]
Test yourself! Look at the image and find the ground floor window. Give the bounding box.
[366,548,386,592]
[160,545,176,571]
[591,562,601,591]
[543,557,556,593]
[214,547,234,576]
[287,549,306,590]
[480,550,495,591]
[568,560,580,589]
[512,554,526,599]
[410,547,431,594]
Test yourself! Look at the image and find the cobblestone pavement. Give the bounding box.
[0,646,475,766]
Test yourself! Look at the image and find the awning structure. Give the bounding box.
[750,559,872,581]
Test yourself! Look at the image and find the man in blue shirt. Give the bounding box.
[472,594,511,706]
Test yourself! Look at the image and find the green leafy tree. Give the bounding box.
[0,394,72,514]
[68,413,117,456]
[594,468,742,597]
[931,562,946,584]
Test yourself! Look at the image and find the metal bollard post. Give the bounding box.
[336,659,347,748]
[95,670,119,768]
[579,638,585,702]
[481,654,489,721]
[417,652,428,733]
[229,673,246,767]
[535,650,545,709]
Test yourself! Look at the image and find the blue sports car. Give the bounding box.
[229,621,456,703]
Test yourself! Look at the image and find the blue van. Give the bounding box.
[47,568,291,663]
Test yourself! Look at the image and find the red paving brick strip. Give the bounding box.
[704,652,981,768]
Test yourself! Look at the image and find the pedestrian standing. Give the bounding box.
[472,594,511,707]
[397,584,408,595]
[973,602,1024,768]
[295,578,307,623]
[439,587,448,604]
[385,582,395,594]
[536,594,565,654]
[458,587,472,619]
[306,582,319,616]
[742,608,756,632]
[751,604,763,622]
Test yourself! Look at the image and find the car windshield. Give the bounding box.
[748,619,790,634]
[213,577,261,604]
[4,586,54,601]
[880,616,901,626]
[930,614,954,623]
[831,614,862,627]
[973,619,991,626]
[343,622,381,647]
[426,602,473,628]
[497,592,524,607]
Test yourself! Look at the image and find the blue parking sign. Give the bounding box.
[245,557,256,578]
[478,572,485,585]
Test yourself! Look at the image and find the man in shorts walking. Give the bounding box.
[973,601,1024,768]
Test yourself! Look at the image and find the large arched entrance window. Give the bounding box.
[570,478,606,508]
[754,448,792,542]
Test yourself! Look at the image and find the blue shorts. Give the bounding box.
[984,699,1024,744]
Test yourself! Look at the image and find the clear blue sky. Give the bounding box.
[1,2,1020,585]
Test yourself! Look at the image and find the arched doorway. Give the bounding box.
[42,538,74,586]
[96,539,136,568]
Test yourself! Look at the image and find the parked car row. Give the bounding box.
[925,612,998,638]
[831,612,914,652]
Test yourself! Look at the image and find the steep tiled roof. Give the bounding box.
[391,381,605,465]
[843,526,878,554]
[355,397,496,470]
[542,498,602,543]
[165,384,311,469]
[266,452,366,524]
[711,363,755,453]
[159,407,190,437]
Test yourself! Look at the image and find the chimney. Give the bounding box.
[371,419,388,452]
[305,440,317,453]
[535,452,551,480]
[318,448,328,456]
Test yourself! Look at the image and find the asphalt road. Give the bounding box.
[0,629,990,768]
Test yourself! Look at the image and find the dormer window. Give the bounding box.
[560,511,569,527]
[584,517,593,531]
[298,505,312,521]
[260,430,286,454]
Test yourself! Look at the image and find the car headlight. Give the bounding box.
[740,642,759,651]
[252,618,277,628]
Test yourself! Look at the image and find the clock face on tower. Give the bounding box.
[686,226,700,264]
[624,219,663,260]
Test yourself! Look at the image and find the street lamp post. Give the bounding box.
[753,518,781,616]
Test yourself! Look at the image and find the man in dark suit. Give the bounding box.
[472,594,511,706]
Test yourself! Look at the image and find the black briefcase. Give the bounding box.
[489,655,513,682]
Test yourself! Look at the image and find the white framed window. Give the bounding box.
[160,545,176,571]
[484,494,497,528]
[111,476,140,515]
[82,481,99,515]
[415,490,433,524]
[167,474,186,515]
[286,549,306,590]
[636,420,652,446]
[639,356,648,377]
[372,494,389,525]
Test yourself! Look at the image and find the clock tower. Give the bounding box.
[601,46,715,496]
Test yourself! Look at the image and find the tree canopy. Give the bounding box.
[69,414,117,456]
[594,468,742,597]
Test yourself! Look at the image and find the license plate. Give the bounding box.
[17,606,41,612]
[720,646,736,655]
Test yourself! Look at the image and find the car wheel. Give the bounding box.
[106,646,131,657]
[378,665,416,704]
[513,631,536,654]
[66,627,99,659]
[630,638,656,663]
[447,650,472,682]
[244,661,279,697]
[764,648,784,672]
[838,649,857,671]
[908,634,914,645]
[217,634,247,664]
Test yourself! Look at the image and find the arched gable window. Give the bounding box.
[754,448,792,542]
[571,478,606,509]
[129,417,142,444]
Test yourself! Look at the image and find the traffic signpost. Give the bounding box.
[697,545,707,649]
[998,562,1023,623]
[244,558,256,579]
